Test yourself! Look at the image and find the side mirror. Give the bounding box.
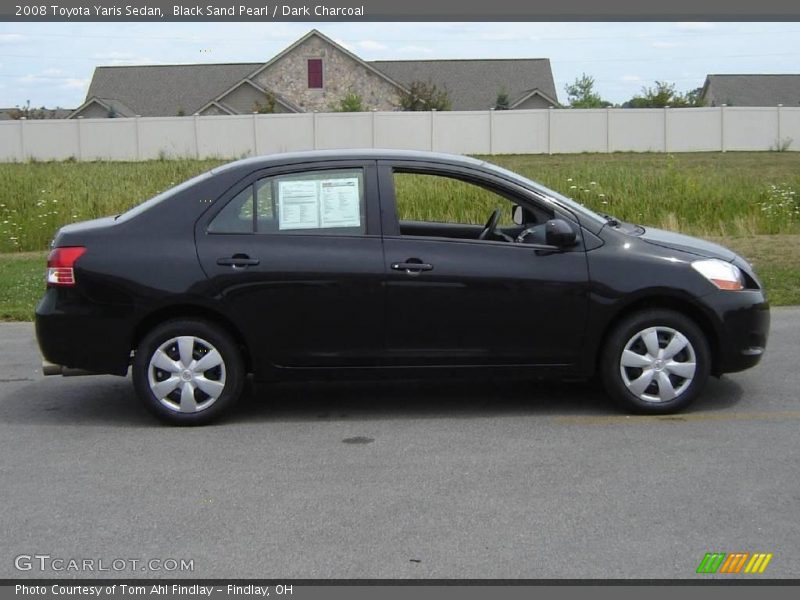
[511,205,524,226]
[545,219,577,247]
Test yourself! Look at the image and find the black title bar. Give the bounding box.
[4,0,800,21]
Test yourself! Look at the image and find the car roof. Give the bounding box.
[211,149,488,175]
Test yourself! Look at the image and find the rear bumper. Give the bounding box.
[35,288,133,376]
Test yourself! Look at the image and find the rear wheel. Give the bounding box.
[601,309,710,413]
[133,319,244,425]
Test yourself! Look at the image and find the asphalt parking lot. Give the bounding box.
[1,309,798,580]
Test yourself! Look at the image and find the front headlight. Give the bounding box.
[691,259,745,291]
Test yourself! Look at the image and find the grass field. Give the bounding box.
[0,159,222,253]
[0,251,46,321]
[0,153,799,253]
[0,153,798,320]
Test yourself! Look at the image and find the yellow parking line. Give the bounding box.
[553,411,800,426]
[758,554,773,574]
[746,554,765,574]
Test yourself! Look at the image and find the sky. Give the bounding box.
[0,21,799,109]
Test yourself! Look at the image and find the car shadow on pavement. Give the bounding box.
[0,370,745,427]
[231,374,745,424]
[233,377,611,424]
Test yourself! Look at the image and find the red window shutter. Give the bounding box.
[308,59,323,88]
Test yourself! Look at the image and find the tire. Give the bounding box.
[600,309,710,414]
[132,319,245,425]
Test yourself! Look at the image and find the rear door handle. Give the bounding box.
[391,260,433,275]
[217,254,260,268]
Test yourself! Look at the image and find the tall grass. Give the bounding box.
[395,173,518,225]
[488,153,800,237]
[1,153,799,252]
[0,159,222,252]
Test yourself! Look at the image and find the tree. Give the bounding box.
[684,87,705,107]
[253,92,277,114]
[398,80,452,111]
[333,91,366,112]
[565,73,611,108]
[10,99,54,120]
[494,88,510,110]
[622,81,704,108]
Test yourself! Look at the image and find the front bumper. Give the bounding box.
[705,289,770,374]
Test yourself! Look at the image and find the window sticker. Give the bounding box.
[277,175,362,231]
[278,180,320,230]
[320,178,361,228]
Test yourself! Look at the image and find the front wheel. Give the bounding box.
[132,319,245,425]
[600,309,711,414]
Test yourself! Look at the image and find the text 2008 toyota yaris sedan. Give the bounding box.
[36,150,769,424]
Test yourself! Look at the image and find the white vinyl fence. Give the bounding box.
[1,106,798,162]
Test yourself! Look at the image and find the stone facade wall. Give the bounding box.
[252,35,401,112]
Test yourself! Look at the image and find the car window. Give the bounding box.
[207,185,254,233]
[391,171,555,246]
[394,172,517,226]
[484,162,607,227]
[208,168,366,235]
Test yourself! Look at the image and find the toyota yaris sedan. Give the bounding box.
[36,150,769,424]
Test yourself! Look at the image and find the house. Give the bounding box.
[69,29,558,118]
[701,74,800,107]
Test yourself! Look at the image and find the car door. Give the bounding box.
[194,160,384,372]
[378,160,590,368]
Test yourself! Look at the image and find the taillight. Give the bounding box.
[46,246,86,286]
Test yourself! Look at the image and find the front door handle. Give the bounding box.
[391,260,433,275]
[217,254,260,268]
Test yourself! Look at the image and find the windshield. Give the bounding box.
[483,162,608,227]
[116,170,214,222]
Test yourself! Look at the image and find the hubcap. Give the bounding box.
[619,326,696,403]
[147,335,226,413]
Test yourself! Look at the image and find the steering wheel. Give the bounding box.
[515,223,547,244]
[478,208,501,240]
[478,208,514,242]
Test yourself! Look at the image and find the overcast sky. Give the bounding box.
[1,21,798,109]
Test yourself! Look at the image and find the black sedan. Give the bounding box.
[36,150,770,424]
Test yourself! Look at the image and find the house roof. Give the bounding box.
[370,59,559,109]
[702,74,800,107]
[76,32,558,116]
[68,96,138,118]
[83,62,262,116]
[198,78,304,115]
[508,88,560,109]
